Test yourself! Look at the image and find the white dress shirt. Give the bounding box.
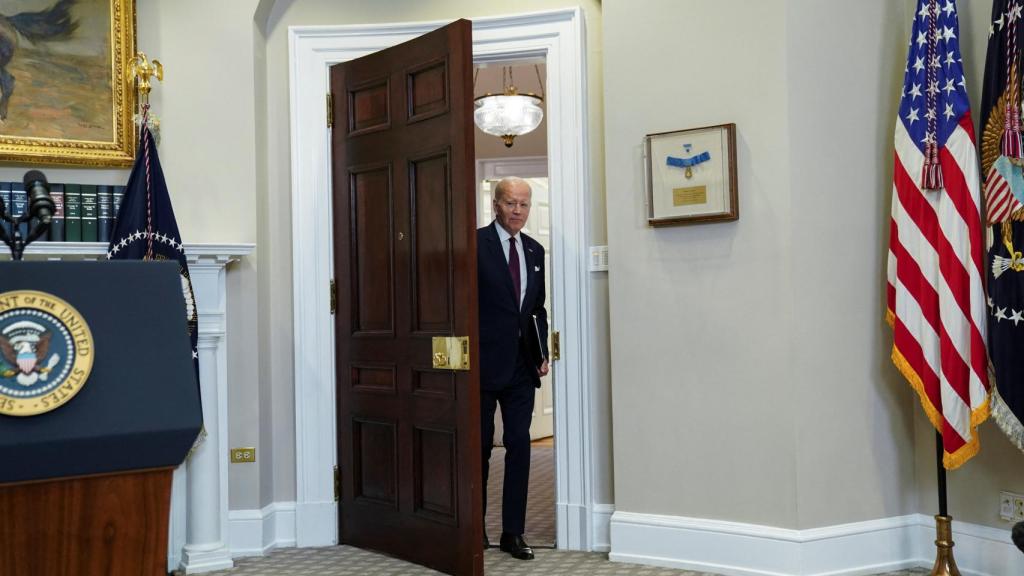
[494,220,527,309]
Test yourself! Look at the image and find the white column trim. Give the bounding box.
[592,503,615,553]
[288,7,596,550]
[171,245,253,572]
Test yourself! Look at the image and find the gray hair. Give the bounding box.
[493,177,531,202]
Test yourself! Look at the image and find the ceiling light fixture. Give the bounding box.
[473,65,545,148]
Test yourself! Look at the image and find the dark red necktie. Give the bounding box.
[508,237,521,309]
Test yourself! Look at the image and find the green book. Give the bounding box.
[65,184,82,242]
[81,184,98,242]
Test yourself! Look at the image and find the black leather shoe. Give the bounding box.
[499,533,534,560]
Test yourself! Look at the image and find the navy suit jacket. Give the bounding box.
[477,222,549,391]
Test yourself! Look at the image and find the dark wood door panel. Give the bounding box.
[410,149,454,335]
[413,426,458,523]
[352,419,398,507]
[349,163,394,336]
[347,75,391,136]
[332,20,480,576]
[350,364,398,395]
[412,369,457,399]
[407,57,450,123]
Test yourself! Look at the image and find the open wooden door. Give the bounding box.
[330,20,482,576]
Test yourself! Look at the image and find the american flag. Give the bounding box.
[887,0,990,470]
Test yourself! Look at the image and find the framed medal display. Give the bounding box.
[644,123,738,226]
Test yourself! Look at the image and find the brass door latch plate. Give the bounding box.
[432,336,470,371]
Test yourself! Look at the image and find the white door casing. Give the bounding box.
[289,7,596,550]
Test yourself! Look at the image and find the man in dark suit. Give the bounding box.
[478,177,549,561]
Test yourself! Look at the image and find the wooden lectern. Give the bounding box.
[0,262,202,576]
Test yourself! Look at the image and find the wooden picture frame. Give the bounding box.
[0,0,136,167]
[645,123,738,226]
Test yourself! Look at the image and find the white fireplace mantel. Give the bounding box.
[9,242,255,573]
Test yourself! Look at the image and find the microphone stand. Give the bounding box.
[0,201,50,261]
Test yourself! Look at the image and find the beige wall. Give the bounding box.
[606,0,1024,533]
[140,0,262,511]
[786,0,917,528]
[605,0,800,527]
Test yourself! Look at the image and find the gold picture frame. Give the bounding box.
[645,123,738,226]
[0,0,136,167]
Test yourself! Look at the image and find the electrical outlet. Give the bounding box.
[589,245,608,272]
[999,491,1024,521]
[230,447,256,464]
[1000,492,1015,520]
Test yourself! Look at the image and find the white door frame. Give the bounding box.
[288,7,596,550]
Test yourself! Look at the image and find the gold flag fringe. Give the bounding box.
[890,344,990,470]
[186,425,208,460]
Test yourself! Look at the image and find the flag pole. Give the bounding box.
[931,431,959,576]
[935,432,947,516]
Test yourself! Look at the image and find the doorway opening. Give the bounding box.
[289,9,597,552]
[474,58,554,547]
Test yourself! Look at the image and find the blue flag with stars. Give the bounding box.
[981,0,1024,454]
[896,0,971,189]
[107,126,201,415]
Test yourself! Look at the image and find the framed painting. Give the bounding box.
[0,0,136,167]
[645,123,738,226]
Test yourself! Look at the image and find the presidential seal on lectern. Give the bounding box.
[0,290,93,417]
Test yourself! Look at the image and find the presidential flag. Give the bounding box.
[981,0,1024,453]
[107,125,201,413]
[887,0,990,469]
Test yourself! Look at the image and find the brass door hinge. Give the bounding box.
[327,93,334,129]
[330,279,336,315]
[552,331,561,361]
[334,464,340,502]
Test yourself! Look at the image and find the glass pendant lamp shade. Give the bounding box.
[473,87,544,148]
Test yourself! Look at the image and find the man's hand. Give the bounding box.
[538,360,549,377]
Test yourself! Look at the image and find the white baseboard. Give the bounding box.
[609,511,1023,576]
[229,502,296,557]
[592,504,614,552]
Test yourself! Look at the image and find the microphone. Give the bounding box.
[24,169,54,224]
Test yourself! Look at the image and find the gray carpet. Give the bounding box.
[199,445,929,576]
[199,546,931,575]
[486,445,555,547]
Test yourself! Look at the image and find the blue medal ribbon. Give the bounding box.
[666,151,711,168]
